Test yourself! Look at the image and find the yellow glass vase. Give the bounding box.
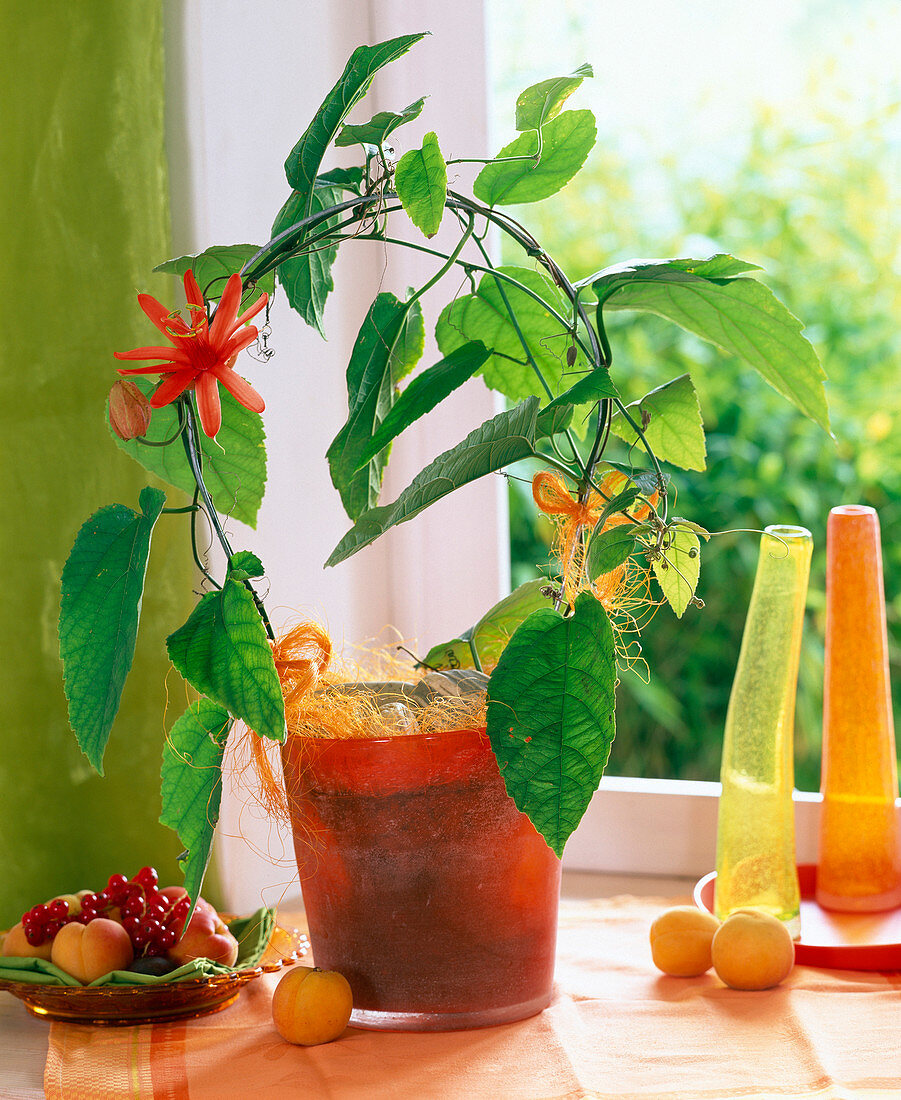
[715,525,813,938]
[816,505,901,912]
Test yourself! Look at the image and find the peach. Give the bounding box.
[711,908,795,990]
[50,918,134,984]
[650,906,721,977]
[2,922,54,961]
[163,891,238,967]
[272,966,353,1046]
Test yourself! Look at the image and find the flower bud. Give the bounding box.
[108,380,152,440]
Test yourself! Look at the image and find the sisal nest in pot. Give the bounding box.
[239,621,488,824]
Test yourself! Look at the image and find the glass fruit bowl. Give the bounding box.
[0,915,308,1025]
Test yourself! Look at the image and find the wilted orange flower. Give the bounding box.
[108,379,152,440]
[115,270,267,437]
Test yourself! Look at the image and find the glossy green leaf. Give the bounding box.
[394,131,447,238]
[284,33,426,199]
[154,245,274,306]
[111,378,267,529]
[536,367,620,436]
[354,341,489,470]
[422,579,553,671]
[336,98,425,149]
[327,292,425,520]
[474,109,596,206]
[316,166,365,193]
[515,63,592,130]
[588,256,828,431]
[436,266,588,401]
[166,560,286,743]
[610,374,707,472]
[59,487,166,774]
[597,487,641,527]
[486,592,617,856]
[653,526,701,618]
[272,183,342,336]
[586,527,639,578]
[160,698,232,905]
[327,398,540,566]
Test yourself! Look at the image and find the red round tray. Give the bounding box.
[694,864,901,971]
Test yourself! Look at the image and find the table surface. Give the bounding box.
[3,873,900,1100]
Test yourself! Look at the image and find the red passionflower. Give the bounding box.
[115,270,267,437]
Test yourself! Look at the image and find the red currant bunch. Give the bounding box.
[21,899,72,946]
[102,866,191,957]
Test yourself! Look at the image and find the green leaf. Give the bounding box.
[390,298,425,385]
[354,341,489,470]
[422,579,553,672]
[671,517,710,541]
[586,527,639,578]
[436,266,589,402]
[316,166,365,193]
[610,374,707,472]
[597,487,641,527]
[653,526,701,618]
[394,131,447,238]
[229,550,265,580]
[601,461,667,498]
[166,560,286,742]
[111,378,266,529]
[272,183,342,336]
[486,592,617,856]
[336,97,426,149]
[154,245,274,306]
[515,63,593,130]
[59,487,166,774]
[327,292,425,520]
[588,256,828,431]
[284,33,427,199]
[327,398,540,566]
[536,368,620,436]
[160,699,232,905]
[473,109,596,206]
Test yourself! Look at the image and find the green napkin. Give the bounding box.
[0,908,276,987]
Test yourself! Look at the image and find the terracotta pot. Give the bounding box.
[281,726,561,1031]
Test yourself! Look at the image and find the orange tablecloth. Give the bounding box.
[16,896,901,1098]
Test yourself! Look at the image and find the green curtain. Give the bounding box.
[0,2,194,920]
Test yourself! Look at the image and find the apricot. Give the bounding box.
[2,922,54,961]
[272,966,353,1046]
[162,888,238,967]
[50,918,134,984]
[650,906,721,976]
[711,908,795,990]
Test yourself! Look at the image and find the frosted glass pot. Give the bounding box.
[715,525,813,938]
[281,728,561,1031]
[816,505,901,912]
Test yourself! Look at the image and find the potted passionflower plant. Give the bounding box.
[58,33,828,1029]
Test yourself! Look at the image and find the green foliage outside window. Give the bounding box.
[507,101,901,789]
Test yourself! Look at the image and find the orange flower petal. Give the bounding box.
[195,371,222,437]
[114,346,192,363]
[150,371,199,407]
[208,274,243,347]
[214,366,265,413]
[234,290,268,330]
[222,326,259,359]
[183,270,209,334]
[138,293,189,338]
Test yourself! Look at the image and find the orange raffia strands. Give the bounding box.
[532,469,657,611]
[114,270,267,438]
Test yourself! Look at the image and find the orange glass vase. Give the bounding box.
[816,505,901,912]
[281,727,561,1031]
